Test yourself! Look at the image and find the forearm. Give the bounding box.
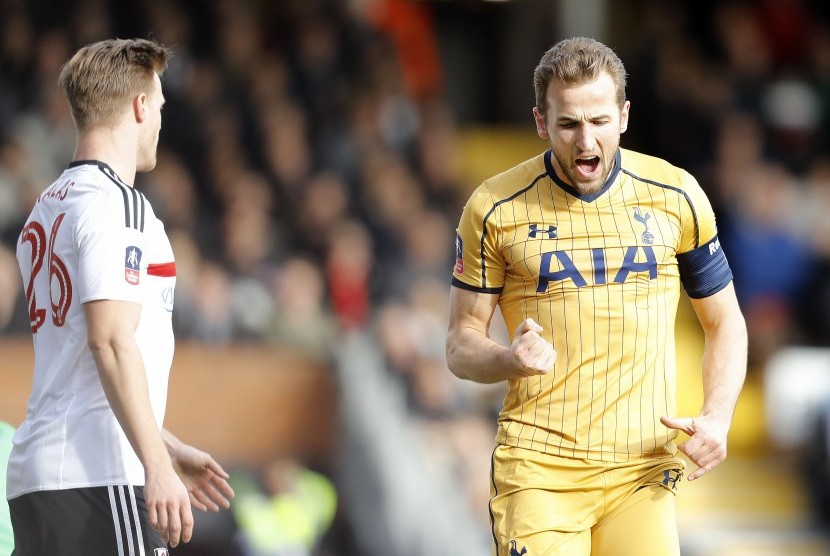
[447,327,518,384]
[92,339,171,470]
[162,428,184,458]
[699,309,747,424]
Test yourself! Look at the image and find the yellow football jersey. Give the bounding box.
[452,148,720,462]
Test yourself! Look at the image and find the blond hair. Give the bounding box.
[533,37,627,115]
[58,38,172,131]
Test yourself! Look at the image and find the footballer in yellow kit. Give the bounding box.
[452,149,731,556]
[453,147,720,462]
[446,37,746,556]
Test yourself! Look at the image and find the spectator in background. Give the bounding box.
[231,458,337,556]
[266,255,338,361]
[0,244,21,331]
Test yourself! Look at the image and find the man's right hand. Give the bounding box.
[145,463,194,547]
[510,318,556,377]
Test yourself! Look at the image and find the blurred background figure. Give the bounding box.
[231,458,337,556]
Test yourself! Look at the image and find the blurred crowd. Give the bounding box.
[618,0,830,366]
[2,0,830,551]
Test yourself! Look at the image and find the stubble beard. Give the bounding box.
[552,150,610,196]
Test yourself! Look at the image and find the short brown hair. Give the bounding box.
[58,38,172,131]
[533,37,627,115]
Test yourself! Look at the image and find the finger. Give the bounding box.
[155,503,169,539]
[212,477,235,500]
[206,460,231,480]
[688,466,710,481]
[189,490,211,513]
[661,415,694,435]
[530,346,556,373]
[674,437,704,460]
[181,505,194,544]
[207,480,234,507]
[517,318,543,336]
[193,485,223,512]
[690,444,725,467]
[688,460,721,481]
[681,435,706,459]
[148,503,160,531]
[167,507,182,547]
[524,337,549,362]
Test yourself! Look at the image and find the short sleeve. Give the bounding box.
[678,171,718,253]
[76,189,147,304]
[451,184,505,293]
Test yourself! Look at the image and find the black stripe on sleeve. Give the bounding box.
[137,192,146,232]
[118,185,132,229]
[479,172,549,288]
[96,161,142,231]
[451,276,502,294]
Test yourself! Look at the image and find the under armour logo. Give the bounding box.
[528,224,557,239]
[662,469,682,491]
[509,540,528,556]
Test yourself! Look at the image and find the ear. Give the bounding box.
[619,100,631,134]
[533,107,549,140]
[132,93,148,123]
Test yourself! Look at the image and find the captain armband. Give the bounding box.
[677,236,733,299]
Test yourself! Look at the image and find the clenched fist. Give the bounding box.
[511,318,556,377]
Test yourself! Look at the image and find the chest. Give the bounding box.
[496,196,682,289]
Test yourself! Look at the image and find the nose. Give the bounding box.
[575,123,597,152]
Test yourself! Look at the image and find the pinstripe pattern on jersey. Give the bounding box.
[108,485,147,556]
[621,168,700,248]
[454,148,718,463]
[477,171,548,289]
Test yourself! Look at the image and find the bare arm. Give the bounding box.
[661,283,747,480]
[84,299,192,546]
[446,286,556,384]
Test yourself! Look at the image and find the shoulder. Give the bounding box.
[619,148,702,194]
[70,163,151,232]
[469,151,549,208]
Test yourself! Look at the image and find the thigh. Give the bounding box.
[591,484,680,556]
[489,445,600,556]
[9,486,167,556]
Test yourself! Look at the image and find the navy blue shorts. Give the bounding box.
[9,485,168,555]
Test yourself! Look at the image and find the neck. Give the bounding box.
[73,126,138,186]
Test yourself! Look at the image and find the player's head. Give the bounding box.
[533,37,627,115]
[58,38,171,170]
[532,37,630,195]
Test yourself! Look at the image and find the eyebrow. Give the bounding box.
[556,113,612,123]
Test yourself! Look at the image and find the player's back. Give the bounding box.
[16,162,142,401]
[9,160,161,497]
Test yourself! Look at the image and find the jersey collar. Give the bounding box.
[69,160,130,186]
[544,148,621,203]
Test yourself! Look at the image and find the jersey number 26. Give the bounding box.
[20,213,73,333]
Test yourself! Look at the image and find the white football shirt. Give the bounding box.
[7,160,176,498]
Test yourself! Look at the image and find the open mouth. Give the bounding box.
[575,155,601,177]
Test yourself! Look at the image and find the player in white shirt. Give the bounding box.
[7,38,234,555]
